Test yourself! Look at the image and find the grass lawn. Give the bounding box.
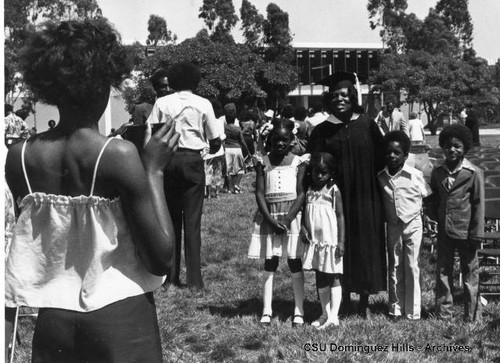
[12,134,500,362]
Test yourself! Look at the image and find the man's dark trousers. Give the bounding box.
[164,150,205,289]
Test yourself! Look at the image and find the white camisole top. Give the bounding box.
[5,138,164,312]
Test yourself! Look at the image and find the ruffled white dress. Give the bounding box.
[248,153,308,260]
[302,184,343,274]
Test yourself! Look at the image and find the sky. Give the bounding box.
[97,0,500,64]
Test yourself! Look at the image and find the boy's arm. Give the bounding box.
[469,168,485,241]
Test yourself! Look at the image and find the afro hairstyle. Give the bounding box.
[439,124,473,154]
[167,62,201,91]
[383,130,411,155]
[20,18,131,109]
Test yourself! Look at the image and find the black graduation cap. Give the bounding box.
[318,71,356,92]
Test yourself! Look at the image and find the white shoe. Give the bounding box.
[311,315,328,328]
[317,319,339,330]
[260,314,272,326]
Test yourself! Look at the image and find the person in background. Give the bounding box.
[132,69,170,125]
[308,71,386,318]
[281,104,295,121]
[204,99,226,198]
[146,61,221,290]
[239,108,258,166]
[5,104,28,147]
[306,101,327,133]
[425,125,484,322]
[378,131,429,321]
[224,103,249,194]
[5,18,178,362]
[248,119,307,327]
[459,107,467,125]
[376,101,408,136]
[291,106,310,156]
[465,104,480,147]
[408,111,426,145]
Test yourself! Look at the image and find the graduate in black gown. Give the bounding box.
[307,71,386,316]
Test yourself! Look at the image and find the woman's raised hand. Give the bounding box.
[142,120,180,172]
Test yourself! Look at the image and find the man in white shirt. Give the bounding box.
[146,62,221,289]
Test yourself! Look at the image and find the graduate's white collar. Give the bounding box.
[326,113,361,124]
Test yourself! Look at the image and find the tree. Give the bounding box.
[371,50,499,133]
[123,32,298,112]
[367,0,409,51]
[262,3,293,63]
[146,14,176,46]
[406,9,459,56]
[199,0,238,43]
[435,0,473,50]
[240,0,264,49]
[124,41,148,68]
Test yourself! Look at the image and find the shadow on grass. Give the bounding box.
[204,297,323,322]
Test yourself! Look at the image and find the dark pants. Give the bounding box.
[165,150,205,288]
[435,235,481,321]
[32,293,162,363]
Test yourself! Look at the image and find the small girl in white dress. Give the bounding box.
[302,152,345,328]
[248,119,307,327]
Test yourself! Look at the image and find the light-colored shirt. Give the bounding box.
[146,90,219,150]
[5,139,164,312]
[378,163,430,224]
[5,113,27,139]
[306,112,328,131]
[408,118,425,142]
[441,159,465,191]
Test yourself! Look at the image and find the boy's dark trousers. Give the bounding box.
[435,235,481,321]
[164,150,205,289]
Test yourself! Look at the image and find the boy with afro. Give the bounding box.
[425,125,485,321]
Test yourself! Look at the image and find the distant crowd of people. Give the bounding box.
[4,17,487,362]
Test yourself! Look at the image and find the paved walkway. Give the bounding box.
[425,128,500,136]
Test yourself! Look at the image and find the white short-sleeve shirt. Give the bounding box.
[146,90,219,150]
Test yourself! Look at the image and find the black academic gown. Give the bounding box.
[308,114,386,294]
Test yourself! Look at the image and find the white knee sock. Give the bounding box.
[318,286,331,320]
[262,271,274,315]
[329,285,342,324]
[292,271,305,317]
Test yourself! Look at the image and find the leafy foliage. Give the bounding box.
[240,0,264,49]
[371,50,499,133]
[123,32,297,112]
[147,14,176,46]
[262,3,293,63]
[199,0,239,43]
[367,0,409,51]
[368,0,498,132]
[435,0,473,50]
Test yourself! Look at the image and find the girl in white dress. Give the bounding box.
[302,152,345,328]
[248,119,307,327]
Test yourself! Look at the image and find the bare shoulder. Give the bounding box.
[99,138,141,171]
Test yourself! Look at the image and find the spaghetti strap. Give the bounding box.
[90,138,115,196]
[21,140,33,194]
